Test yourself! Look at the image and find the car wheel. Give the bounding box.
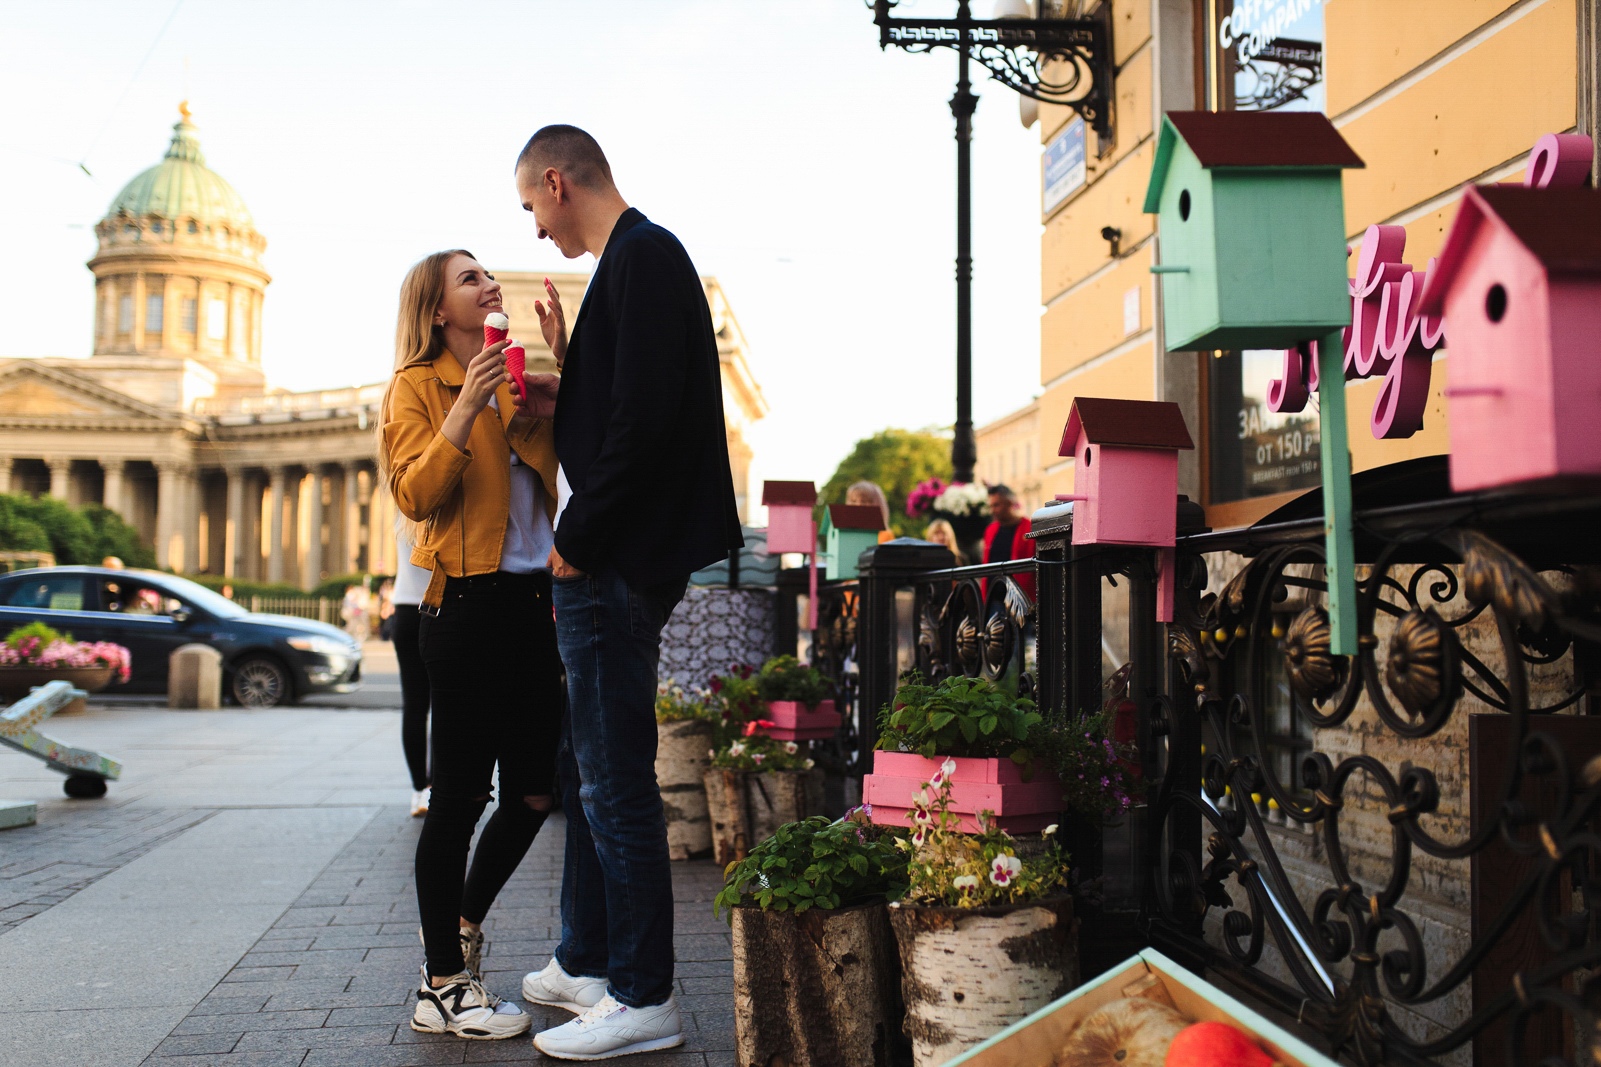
[231,655,292,708]
[64,774,107,799]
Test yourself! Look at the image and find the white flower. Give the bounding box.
[912,806,934,826]
[911,826,928,847]
[1043,823,1059,837]
[728,741,746,757]
[708,749,716,758]
[989,855,1022,887]
[804,758,815,769]
[941,758,958,777]
[913,787,931,808]
[752,752,765,765]
[783,741,799,755]
[952,874,979,892]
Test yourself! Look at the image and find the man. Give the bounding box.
[982,484,1035,601]
[512,125,743,1059]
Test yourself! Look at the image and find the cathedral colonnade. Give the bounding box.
[0,454,395,591]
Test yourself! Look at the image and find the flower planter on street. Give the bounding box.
[732,901,907,1067]
[888,896,1077,1067]
[703,767,825,867]
[0,666,115,703]
[764,699,841,742]
[656,719,714,860]
[863,751,1063,833]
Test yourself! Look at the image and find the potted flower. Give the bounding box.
[865,674,1060,833]
[928,481,990,562]
[755,655,839,741]
[655,680,716,860]
[889,769,1078,1067]
[1033,710,1139,881]
[704,731,820,866]
[0,623,131,702]
[716,811,911,1067]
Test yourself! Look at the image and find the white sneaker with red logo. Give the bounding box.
[531,993,684,1060]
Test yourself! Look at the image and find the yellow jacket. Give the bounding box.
[381,351,558,607]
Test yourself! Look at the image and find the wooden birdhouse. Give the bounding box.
[1143,111,1365,351]
[1057,398,1194,546]
[1419,184,1601,492]
[820,505,887,581]
[761,480,818,554]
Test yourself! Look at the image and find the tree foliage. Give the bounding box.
[0,494,156,568]
[819,428,952,537]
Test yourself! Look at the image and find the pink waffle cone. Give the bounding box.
[505,343,526,404]
[483,321,509,347]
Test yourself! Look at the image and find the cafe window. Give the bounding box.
[1201,0,1328,504]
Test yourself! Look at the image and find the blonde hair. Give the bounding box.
[845,481,892,530]
[924,518,965,566]
[377,249,474,479]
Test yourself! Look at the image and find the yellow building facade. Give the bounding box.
[1022,0,1597,528]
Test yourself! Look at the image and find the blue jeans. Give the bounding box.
[553,571,685,1008]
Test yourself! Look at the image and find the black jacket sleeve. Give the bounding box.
[554,237,691,572]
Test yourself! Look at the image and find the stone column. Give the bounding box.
[155,462,182,571]
[224,467,246,578]
[304,467,325,592]
[181,469,202,574]
[267,467,287,583]
[46,457,72,501]
[342,461,363,575]
[0,458,12,495]
[101,460,127,517]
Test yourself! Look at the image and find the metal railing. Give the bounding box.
[246,595,340,625]
[777,483,1601,1066]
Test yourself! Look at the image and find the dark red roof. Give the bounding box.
[762,480,817,506]
[1473,186,1601,270]
[1166,111,1365,169]
[1060,398,1194,456]
[827,504,887,532]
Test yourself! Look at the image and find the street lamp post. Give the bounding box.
[870,0,1115,483]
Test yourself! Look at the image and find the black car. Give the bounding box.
[0,567,362,707]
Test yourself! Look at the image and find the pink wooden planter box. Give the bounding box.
[765,700,840,741]
[863,751,1064,834]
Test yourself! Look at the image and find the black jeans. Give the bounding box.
[391,604,430,792]
[414,571,562,978]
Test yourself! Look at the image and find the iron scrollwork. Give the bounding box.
[915,562,1035,697]
[1151,524,1601,1066]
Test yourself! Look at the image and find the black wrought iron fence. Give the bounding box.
[776,483,1601,1066]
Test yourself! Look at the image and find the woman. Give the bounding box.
[845,480,894,542]
[381,249,563,1041]
[924,517,965,565]
[390,517,432,818]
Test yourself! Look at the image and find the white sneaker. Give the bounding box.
[410,788,430,817]
[533,994,684,1060]
[523,957,609,1014]
[411,967,531,1039]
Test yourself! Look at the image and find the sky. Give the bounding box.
[0,0,1046,496]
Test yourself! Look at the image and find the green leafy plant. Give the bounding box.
[755,655,832,707]
[898,761,1069,909]
[876,673,1043,764]
[655,680,713,725]
[1032,711,1138,818]
[705,664,762,747]
[5,621,68,647]
[715,812,909,918]
[709,733,815,773]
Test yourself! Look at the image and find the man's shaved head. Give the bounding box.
[515,125,614,189]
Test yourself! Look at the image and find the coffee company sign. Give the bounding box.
[1218,0,1327,64]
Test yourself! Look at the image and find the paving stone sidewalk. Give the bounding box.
[141,806,735,1067]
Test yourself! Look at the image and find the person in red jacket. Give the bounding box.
[982,484,1036,602]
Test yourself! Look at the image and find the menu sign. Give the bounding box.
[1211,349,1322,500]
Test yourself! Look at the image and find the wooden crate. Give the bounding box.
[946,948,1339,1067]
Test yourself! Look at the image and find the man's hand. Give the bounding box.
[518,372,560,419]
[535,277,568,368]
[548,545,584,580]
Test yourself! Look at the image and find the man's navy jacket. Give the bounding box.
[553,208,743,586]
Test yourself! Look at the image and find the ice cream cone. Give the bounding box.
[505,342,526,404]
[483,312,509,348]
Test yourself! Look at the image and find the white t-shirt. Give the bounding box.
[392,519,432,606]
[488,395,554,573]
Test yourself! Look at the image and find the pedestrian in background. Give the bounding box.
[925,517,966,565]
[390,518,432,818]
[846,480,894,540]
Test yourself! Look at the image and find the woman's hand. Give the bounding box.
[535,277,568,367]
[441,340,509,452]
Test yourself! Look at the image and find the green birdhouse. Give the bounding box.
[1143,111,1365,352]
[820,504,886,581]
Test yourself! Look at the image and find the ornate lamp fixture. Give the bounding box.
[868,0,1116,482]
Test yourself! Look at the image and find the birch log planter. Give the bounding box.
[704,768,827,868]
[888,896,1078,1067]
[656,719,715,860]
[705,768,752,867]
[732,902,908,1067]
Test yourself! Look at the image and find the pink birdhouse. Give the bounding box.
[1056,398,1194,623]
[762,480,818,554]
[1419,183,1601,492]
[1056,398,1195,546]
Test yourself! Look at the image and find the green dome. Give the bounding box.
[105,110,254,229]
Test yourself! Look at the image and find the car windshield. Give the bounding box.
[141,573,249,618]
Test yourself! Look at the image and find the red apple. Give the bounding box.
[1164,1021,1276,1067]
